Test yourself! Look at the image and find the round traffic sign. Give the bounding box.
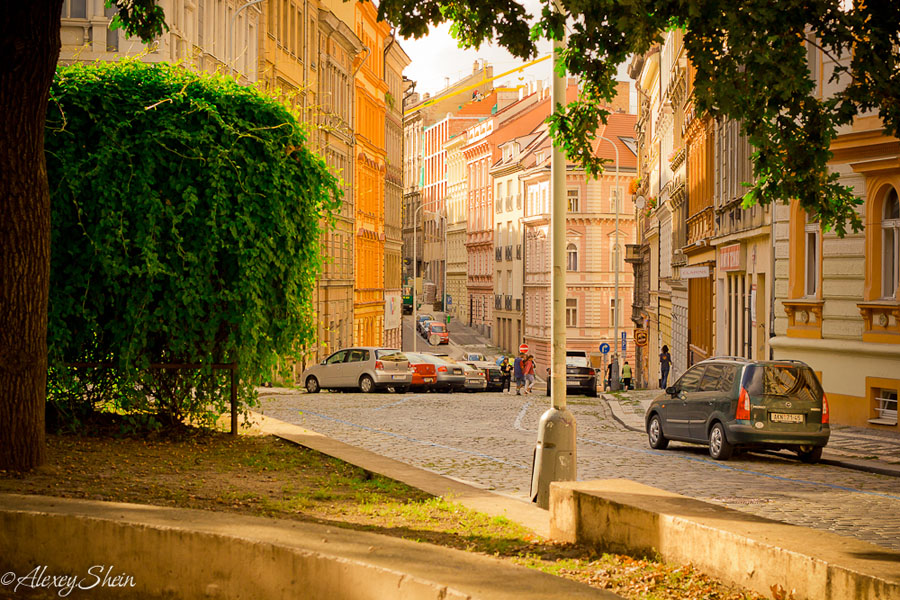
[599,343,611,354]
[519,343,529,354]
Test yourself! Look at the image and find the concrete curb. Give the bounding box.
[0,493,620,600]
[549,479,900,600]
[251,412,551,539]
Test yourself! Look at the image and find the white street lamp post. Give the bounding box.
[597,135,620,391]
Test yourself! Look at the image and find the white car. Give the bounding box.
[301,347,412,394]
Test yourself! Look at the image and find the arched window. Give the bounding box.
[884,189,900,299]
[567,243,578,271]
[610,244,621,272]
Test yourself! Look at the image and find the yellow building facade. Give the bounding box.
[770,43,900,431]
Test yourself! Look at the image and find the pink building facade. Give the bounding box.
[522,112,638,374]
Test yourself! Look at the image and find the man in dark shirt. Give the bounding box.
[513,353,525,395]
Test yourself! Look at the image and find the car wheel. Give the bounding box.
[796,446,823,464]
[708,422,733,460]
[587,383,598,398]
[305,377,320,394]
[359,375,375,394]
[647,414,669,450]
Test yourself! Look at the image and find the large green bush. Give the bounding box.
[45,60,339,430]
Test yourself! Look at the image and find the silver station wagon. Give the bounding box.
[301,347,411,394]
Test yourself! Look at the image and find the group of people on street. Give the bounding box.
[494,344,674,394]
[498,353,536,395]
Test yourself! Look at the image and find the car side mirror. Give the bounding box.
[666,385,678,396]
[320,360,327,365]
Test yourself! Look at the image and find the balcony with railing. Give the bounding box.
[495,247,502,261]
[685,207,714,252]
[505,295,512,311]
[515,298,521,311]
[516,244,522,260]
[495,294,502,310]
[505,245,513,261]
[624,244,641,265]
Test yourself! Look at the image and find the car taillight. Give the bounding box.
[736,387,751,420]
[822,393,829,424]
[438,366,447,372]
[375,360,384,370]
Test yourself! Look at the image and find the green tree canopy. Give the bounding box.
[380,0,900,235]
[45,60,339,428]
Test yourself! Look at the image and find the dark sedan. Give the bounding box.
[545,353,597,397]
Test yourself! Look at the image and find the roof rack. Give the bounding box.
[702,356,753,363]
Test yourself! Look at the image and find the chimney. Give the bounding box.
[473,60,480,74]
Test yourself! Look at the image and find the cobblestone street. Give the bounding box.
[259,387,900,553]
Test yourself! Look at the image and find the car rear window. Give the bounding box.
[430,324,446,332]
[743,364,821,402]
[375,350,407,361]
[566,356,590,367]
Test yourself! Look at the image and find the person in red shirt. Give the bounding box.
[522,354,536,394]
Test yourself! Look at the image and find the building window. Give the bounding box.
[567,243,578,271]
[805,216,820,298]
[883,188,899,299]
[567,189,579,212]
[610,187,622,213]
[873,387,898,425]
[610,244,621,272]
[566,298,577,327]
[62,0,87,18]
[609,298,620,327]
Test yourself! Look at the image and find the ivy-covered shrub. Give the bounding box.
[45,60,339,430]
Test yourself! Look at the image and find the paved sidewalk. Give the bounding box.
[604,388,900,476]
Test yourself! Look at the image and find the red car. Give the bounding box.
[425,321,449,344]
[405,354,438,390]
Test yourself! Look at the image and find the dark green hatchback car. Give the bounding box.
[645,358,830,462]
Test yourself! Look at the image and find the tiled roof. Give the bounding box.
[591,112,638,169]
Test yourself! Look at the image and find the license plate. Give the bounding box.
[567,379,579,385]
[770,413,804,423]
[425,378,434,383]
[392,375,404,380]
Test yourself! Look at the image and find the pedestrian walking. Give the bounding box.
[659,345,672,389]
[499,357,512,392]
[513,353,525,395]
[523,354,536,394]
[621,361,632,391]
[605,361,613,391]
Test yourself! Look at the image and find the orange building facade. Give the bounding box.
[352,1,391,346]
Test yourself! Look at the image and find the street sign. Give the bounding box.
[634,329,648,347]
[599,343,610,354]
[622,331,627,352]
[519,343,529,354]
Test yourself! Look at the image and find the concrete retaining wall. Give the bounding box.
[549,479,900,600]
[0,494,619,600]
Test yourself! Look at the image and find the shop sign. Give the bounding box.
[680,265,710,279]
[719,243,745,272]
[634,329,648,347]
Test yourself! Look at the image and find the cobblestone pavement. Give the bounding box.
[259,387,900,553]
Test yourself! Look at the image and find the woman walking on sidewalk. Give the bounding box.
[659,345,672,389]
[522,354,536,394]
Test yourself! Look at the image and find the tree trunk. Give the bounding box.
[0,2,62,471]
